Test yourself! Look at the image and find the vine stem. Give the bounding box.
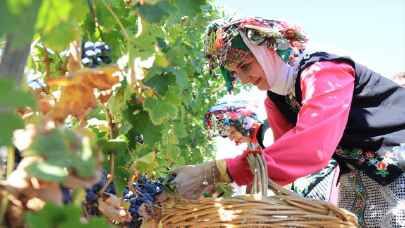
[99,106,117,194]
[100,0,130,41]
[87,0,104,40]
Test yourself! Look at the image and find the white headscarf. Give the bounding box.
[240,32,298,95]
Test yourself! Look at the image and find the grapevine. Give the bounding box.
[0,0,226,227]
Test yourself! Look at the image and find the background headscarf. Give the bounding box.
[204,100,261,138]
[204,17,307,94]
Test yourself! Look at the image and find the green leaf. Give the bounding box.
[71,135,97,178]
[143,96,178,125]
[144,70,176,95]
[99,135,129,153]
[36,0,73,32]
[126,109,162,146]
[29,129,68,159]
[0,79,36,108]
[132,151,158,174]
[26,203,110,228]
[36,0,87,51]
[137,1,174,23]
[173,121,187,139]
[26,161,69,182]
[40,21,81,51]
[93,0,116,30]
[0,112,24,146]
[164,85,183,107]
[27,128,97,179]
[174,68,190,89]
[0,0,41,46]
[173,0,206,17]
[108,82,132,123]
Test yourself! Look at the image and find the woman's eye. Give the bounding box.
[240,63,250,72]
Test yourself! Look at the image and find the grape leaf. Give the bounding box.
[137,1,174,23]
[173,68,190,89]
[0,112,24,146]
[173,0,207,17]
[143,96,178,125]
[107,81,132,123]
[144,69,176,95]
[25,128,97,180]
[173,121,187,139]
[0,0,41,46]
[25,161,69,182]
[46,66,120,122]
[132,151,158,174]
[26,203,109,228]
[0,78,36,108]
[126,110,162,146]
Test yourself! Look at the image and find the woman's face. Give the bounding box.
[226,53,270,91]
[228,126,251,144]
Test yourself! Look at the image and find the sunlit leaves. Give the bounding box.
[143,96,178,125]
[35,0,88,51]
[0,78,36,145]
[26,203,110,228]
[0,0,41,46]
[24,128,98,181]
[0,78,36,108]
[136,1,174,23]
[131,150,159,174]
[125,109,162,147]
[0,112,24,145]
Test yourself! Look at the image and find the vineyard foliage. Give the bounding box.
[0,0,228,226]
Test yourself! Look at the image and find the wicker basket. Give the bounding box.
[158,154,358,227]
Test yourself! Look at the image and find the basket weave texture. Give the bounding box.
[158,154,358,227]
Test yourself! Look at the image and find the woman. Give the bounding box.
[204,101,339,202]
[172,17,405,227]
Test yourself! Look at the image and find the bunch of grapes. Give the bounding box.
[81,41,112,68]
[84,170,116,216]
[123,175,164,227]
[60,185,72,204]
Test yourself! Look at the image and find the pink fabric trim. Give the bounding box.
[226,61,355,186]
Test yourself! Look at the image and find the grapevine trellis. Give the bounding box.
[0,0,228,227]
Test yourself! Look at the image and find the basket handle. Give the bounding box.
[247,153,296,198]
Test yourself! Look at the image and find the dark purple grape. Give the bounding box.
[83,170,117,216]
[85,190,98,203]
[60,185,72,204]
[100,56,112,64]
[85,50,96,57]
[81,41,112,68]
[84,41,94,50]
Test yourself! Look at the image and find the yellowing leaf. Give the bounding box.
[46,66,120,122]
[51,84,96,123]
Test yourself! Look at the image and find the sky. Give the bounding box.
[212,0,405,160]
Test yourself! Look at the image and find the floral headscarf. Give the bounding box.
[204,17,307,92]
[204,101,261,138]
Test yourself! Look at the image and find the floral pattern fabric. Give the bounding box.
[335,146,404,185]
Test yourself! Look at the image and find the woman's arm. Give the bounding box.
[226,61,355,186]
[264,98,294,140]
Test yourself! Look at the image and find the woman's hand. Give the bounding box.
[171,161,220,200]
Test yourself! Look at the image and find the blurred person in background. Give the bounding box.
[204,101,339,203]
